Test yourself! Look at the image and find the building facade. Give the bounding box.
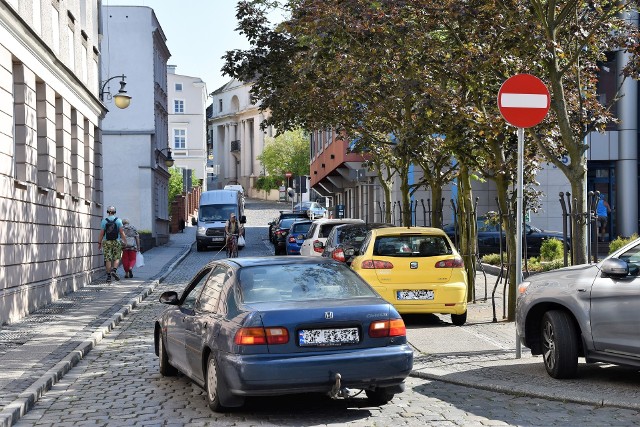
[100,6,171,245]
[167,65,207,189]
[207,79,272,194]
[0,0,105,324]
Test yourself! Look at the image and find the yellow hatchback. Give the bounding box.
[351,227,468,325]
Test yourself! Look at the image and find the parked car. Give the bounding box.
[154,257,413,412]
[350,227,468,326]
[299,218,365,256]
[293,201,327,219]
[441,216,567,256]
[268,211,308,243]
[273,218,309,255]
[516,237,640,379]
[321,223,394,265]
[285,220,313,255]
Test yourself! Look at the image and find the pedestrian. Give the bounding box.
[97,206,127,282]
[121,219,140,278]
[596,194,611,241]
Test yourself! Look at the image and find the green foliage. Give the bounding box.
[168,167,183,210]
[609,233,639,254]
[255,175,282,191]
[540,238,564,262]
[481,253,501,265]
[257,129,310,177]
[138,229,152,235]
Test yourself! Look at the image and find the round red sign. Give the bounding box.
[285,172,292,178]
[498,74,550,128]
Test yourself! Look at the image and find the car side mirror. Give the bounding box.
[191,217,197,226]
[240,215,247,224]
[159,291,179,305]
[313,241,325,250]
[601,258,629,279]
[344,248,356,257]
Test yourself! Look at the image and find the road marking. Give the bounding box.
[459,326,512,351]
[500,93,548,108]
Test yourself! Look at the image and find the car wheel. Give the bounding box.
[365,388,395,406]
[158,333,177,376]
[541,310,579,379]
[206,353,226,412]
[451,311,467,326]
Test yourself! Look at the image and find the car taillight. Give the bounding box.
[332,248,346,263]
[275,230,283,236]
[288,236,296,243]
[234,327,289,345]
[313,240,324,253]
[360,260,394,269]
[369,319,406,338]
[435,257,464,268]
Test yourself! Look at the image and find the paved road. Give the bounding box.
[13,199,640,426]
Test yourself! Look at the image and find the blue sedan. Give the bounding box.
[154,257,413,412]
[285,220,313,255]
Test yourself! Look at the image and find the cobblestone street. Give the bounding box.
[9,199,640,426]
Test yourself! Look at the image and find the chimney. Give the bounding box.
[167,65,177,74]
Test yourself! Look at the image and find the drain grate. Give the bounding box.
[21,315,61,323]
[0,331,32,343]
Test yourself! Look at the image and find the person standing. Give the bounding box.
[596,194,611,241]
[97,206,127,282]
[121,219,140,278]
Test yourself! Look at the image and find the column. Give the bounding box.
[83,118,95,202]
[36,82,56,189]
[55,96,72,194]
[13,62,37,183]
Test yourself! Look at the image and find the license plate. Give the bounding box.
[298,327,359,346]
[397,290,434,300]
[211,237,224,242]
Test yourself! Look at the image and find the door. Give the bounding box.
[184,266,226,383]
[590,242,640,355]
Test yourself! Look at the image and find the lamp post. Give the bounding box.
[100,74,132,109]
[156,147,175,168]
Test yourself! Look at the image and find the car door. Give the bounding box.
[300,223,318,256]
[184,265,227,383]
[590,242,640,355]
[170,268,211,375]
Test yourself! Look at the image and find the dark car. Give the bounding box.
[154,257,413,412]
[268,211,308,243]
[517,237,640,379]
[321,223,394,265]
[285,220,313,255]
[441,216,567,256]
[273,218,308,255]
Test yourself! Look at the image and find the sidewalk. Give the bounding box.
[0,227,195,427]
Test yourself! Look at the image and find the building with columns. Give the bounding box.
[100,6,172,245]
[0,0,104,324]
[206,79,272,194]
[167,65,207,189]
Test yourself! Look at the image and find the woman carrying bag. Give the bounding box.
[121,219,141,278]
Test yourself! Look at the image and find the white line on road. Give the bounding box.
[459,325,513,351]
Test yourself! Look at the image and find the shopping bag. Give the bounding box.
[238,235,246,246]
[135,252,145,268]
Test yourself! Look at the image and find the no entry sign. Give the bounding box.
[498,74,550,128]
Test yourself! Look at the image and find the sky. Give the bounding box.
[104,0,255,94]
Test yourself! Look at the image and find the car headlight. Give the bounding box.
[518,281,530,295]
[197,227,206,236]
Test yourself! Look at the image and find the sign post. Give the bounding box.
[285,172,293,209]
[498,74,550,359]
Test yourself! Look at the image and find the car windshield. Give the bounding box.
[373,235,453,257]
[199,204,236,222]
[338,226,369,245]
[291,222,312,234]
[280,218,303,228]
[238,264,378,303]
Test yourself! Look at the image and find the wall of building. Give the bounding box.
[0,0,104,325]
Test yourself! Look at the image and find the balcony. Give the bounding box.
[231,140,241,152]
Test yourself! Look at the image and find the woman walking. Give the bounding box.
[121,219,141,278]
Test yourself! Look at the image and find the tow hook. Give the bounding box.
[328,373,351,399]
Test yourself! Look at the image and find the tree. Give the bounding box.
[168,167,183,211]
[257,128,310,178]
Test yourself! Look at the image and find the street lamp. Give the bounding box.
[156,147,174,168]
[100,74,132,109]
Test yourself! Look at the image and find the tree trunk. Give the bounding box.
[457,165,476,302]
[400,171,412,227]
[570,172,588,265]
[430,185,443,228]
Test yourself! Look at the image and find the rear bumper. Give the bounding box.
[218,345,413,396]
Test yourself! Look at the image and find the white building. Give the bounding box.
[100,6,171,245]
[207,79,272,194]
[167,65,207,189]
[0,0,104,324]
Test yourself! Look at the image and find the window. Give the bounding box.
[51,6,60,54]
[174,99,184,113]
[32,0,41,34]
[182,269,211,310]
[175,83,182,91]
[199,266,227,312]
[81,45,88,83]
[173,128,186,149]
[218,99,223,112]
[67,26,75,71]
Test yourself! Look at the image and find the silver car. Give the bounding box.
[516,238,640,379]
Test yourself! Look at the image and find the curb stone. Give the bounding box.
[0,242,193,427]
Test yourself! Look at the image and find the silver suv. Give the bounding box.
[516,238,640,379]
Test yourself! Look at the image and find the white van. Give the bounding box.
[196,190,245,252]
